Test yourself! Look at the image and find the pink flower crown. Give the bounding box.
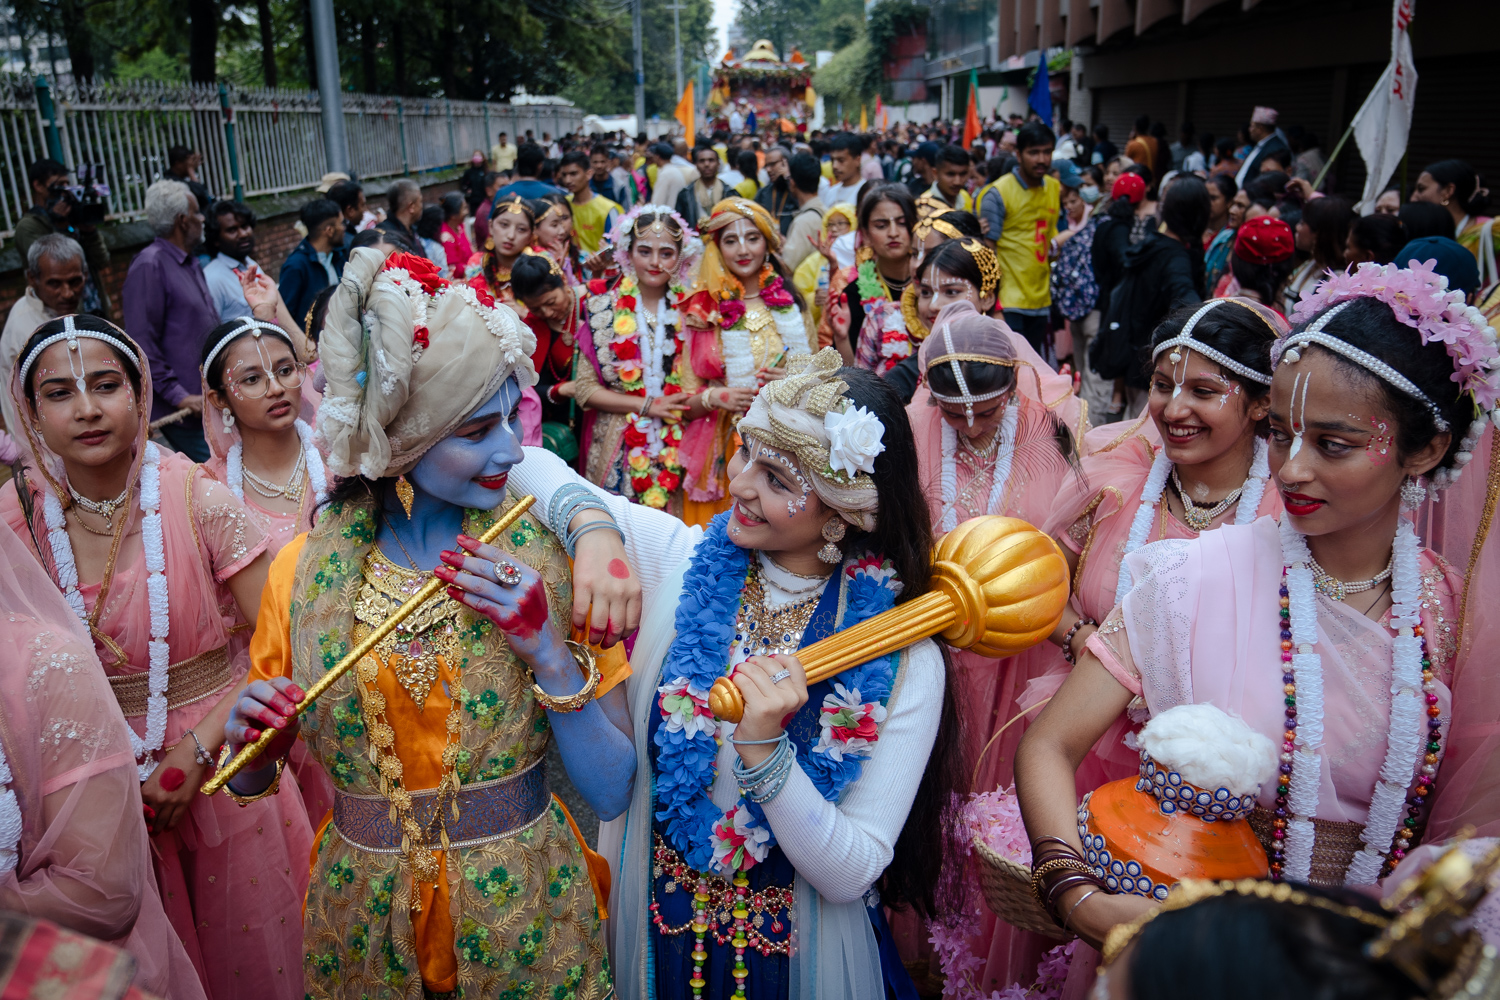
[1288,259,1500,412]
[606,203,703,282]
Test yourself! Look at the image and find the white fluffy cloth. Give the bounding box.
[1139,704,1277,796]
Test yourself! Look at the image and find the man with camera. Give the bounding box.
[14,158,111,317]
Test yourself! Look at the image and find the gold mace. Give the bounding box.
[202,495,536,795]
[708,515,1070,723]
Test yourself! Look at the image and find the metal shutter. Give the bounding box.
[1093,83,1178,151]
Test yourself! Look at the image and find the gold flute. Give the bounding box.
[707,515,1070,723]
[202,495,536,795]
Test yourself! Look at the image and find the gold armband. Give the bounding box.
[216,743,285,806]
[532,640,601,713]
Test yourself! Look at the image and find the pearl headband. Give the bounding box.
[18,315,139,388]
[200,318,287,379]
[1152,300,1274,388]
[925,320,1016,426]
[1277,301,1451,432]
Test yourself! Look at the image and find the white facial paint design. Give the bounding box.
[750,438,811,519]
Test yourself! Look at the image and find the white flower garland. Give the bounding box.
[224,419,328,508]
[1278,515,1427,885]
[0,740,21,873]
[771,302,808,363]
[48,443,169,781]
[1115,437,1269,604]
[938,401,1018,533]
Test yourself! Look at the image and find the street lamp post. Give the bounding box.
[632,0,646,132]
[309,0,349,174]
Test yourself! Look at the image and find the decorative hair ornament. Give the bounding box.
[535,200,571,225]
[200,318,286,381]
[958,239,1002,298]
[18,316,138,390]
[925,320,1017,426]
[737,348,884,531]
[494,197,534,220]
[606,202,703,281]
[914,216,965,244]
[1152,300,1275,389]
[1283,260,1500,493]
[521,245,565,279]
[701,198,783,251]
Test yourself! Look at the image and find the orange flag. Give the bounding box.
[962,68,981,148]
[675,81,695,139]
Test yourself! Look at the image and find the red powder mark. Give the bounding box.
[158,767,185,791]
[142,804,156,820]
[608,558,630,579]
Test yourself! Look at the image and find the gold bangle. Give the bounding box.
[532,640,601,713]
[216,743,285,806]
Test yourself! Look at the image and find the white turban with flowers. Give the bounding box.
[317,247,537,479]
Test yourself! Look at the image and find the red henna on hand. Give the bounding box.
[434,565,457,583]
[456,534,481,551]
[608,558,630,580]
[158,767,185,792]
[440,550,464,567]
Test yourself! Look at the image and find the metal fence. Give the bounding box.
[0,75,582,241]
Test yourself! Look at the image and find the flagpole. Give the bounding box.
[1311,122,1357,192]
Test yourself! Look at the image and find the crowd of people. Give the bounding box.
[0,102,1494,1000]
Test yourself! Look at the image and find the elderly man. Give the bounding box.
[15,158,112,317]
[1235,106,1291,188]
[121,179,217,461]
[0,234,87,436]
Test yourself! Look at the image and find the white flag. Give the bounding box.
[1351,0,1417,213]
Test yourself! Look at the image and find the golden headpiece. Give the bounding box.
[521,246,564,279]
[961,239,1003,298]
[493,195,534,221]
[914,216,965,244]
[737,348,883,532]
[1102,838,1500,1000]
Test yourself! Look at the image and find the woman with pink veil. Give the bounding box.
[0,315,311,1000]
[0,516,204,999]
[902,291,1089,995]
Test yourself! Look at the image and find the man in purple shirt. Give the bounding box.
[123,179,217,461]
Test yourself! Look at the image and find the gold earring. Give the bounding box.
[395,475,415,519]
[818,517,846,564]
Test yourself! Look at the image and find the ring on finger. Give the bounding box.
[496,560,523,586]
[769,669,791,685]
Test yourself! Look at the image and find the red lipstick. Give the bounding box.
[474,473,508,491]
[1282,491,1326,516]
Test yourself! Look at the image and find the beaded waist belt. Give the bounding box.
[332,757,550,854]
[1248,806,1366,888]
[108,646,233,718]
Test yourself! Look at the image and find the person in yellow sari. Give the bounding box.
[673,198,810,526]
[792,202,856,327]
[226,247,640,1000]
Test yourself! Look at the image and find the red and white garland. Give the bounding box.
[45,442,169,781]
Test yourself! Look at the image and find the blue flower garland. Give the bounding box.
[653,512,901,873]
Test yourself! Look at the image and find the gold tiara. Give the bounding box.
[522,246,563,278]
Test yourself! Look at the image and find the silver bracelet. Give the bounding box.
[565,519,625,559]
[187,729,217,766]
[1063,889,1099,931]
[728,733,785,745]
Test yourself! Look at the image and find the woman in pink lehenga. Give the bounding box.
[1034,297,1288,793]
[0,516,205,1000]
[903,293,1089,995]
[196,317,335,829]
[0,315,311,1000]
[1017,265,1499,999]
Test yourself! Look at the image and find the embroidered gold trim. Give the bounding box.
[108,645,232,717]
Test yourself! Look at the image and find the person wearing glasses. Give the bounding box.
[199,314,337,840]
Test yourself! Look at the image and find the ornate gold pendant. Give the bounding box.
[354,547,465,711]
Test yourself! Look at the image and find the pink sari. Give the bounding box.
[0,518,204,1000]
[900,328,1090,995]
[3,327,312,1000]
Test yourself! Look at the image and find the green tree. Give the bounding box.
[560,0,714,118]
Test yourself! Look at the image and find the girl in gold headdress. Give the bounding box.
[465,193,534,308]
[674,197,810,527]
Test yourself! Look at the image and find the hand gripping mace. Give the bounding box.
[708,515,1071,723]
[202,495,536,795]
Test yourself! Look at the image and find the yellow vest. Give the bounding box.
[568,193,621,254]
[994,173,1060,311]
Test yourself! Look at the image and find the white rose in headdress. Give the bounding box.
[824,403,885,478]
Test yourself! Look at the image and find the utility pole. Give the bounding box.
[632,0,646,132]
[309,0,349,174]
[667,1,684,103]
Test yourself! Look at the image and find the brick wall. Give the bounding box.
[0,176,460,324]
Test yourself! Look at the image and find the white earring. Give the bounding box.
[221,407,235,432]
[1400,475,1426,511]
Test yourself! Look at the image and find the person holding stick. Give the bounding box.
[225,248,639,1000]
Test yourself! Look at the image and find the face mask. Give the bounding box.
[1080,185,1101,204]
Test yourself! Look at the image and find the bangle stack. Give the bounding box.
[732,733,796,804]
[1029,836,1107,929]
[1060,616,1098,665]
[547,484,626,558]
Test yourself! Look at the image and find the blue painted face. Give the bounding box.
[408,376,525,510]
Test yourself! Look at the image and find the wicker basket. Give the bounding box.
[972,837,1074,939]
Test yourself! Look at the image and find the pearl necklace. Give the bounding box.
[225,419,329,508]
[1116,437,1269,604]
[241,445,308,502]
[1272,516,1439,885]
[68,482,130,520]
[1307,551,1393,601]
[1170,468,1245,532]
[939,401,1018,533]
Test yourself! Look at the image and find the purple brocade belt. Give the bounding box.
[331,757,550,853]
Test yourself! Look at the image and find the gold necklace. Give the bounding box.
[734,562,822,657]
[354,546,467,711]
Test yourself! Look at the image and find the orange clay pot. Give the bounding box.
[1077,776,1270,901]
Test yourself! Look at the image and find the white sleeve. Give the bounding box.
[759,637,945,904]
[508,445,702,605]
